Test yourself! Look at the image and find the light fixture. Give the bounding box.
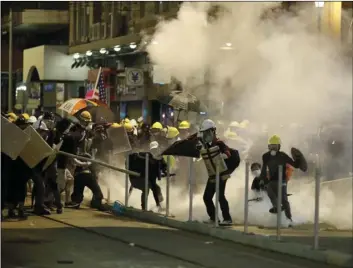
[162,113,166,118]
[170,112,174,117]
[99,48,107,54]
[314,2,324,8]
[114,45,121,52]
[86,50,93,56]
[129,42,137,49]
[73,53,80,59]
[226,42,232,47]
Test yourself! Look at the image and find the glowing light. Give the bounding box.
[114,45,121,52]
[86,50,93,56]
[100,48,107,54]
[315,2,324,8]
[129,42,137,49]
[73,53,80,59]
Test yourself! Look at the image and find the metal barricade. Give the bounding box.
[188,158,194,222]
[244,162,250,233]
[313,155,321,250]
[166,156,171,217]
[125,153,130,207]
[276,165,283,241]
[144,153,149,211]
[214,158,220,227]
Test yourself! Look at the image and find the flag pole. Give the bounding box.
[94,67,102,90]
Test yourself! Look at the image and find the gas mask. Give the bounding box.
[201,129,214,144]
[268,144,280,156]
[252,169,261,177]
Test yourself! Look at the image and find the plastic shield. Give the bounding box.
[291,147,308,172]
[1,116,31,160]
[19,126,54,168]
[107,126,132,154]
[42,140,63,171]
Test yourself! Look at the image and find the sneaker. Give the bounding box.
[221,220,233,225]
[33,207,51,216]
[66,202,80,209]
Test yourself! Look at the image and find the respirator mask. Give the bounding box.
[201,129,214,144]
[251,169,261,177]
[268,144,280,156]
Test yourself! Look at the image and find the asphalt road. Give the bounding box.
[1,208,341,268]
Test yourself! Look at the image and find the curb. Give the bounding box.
[116,207,352,268]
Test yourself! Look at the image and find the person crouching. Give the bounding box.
[69,153,107,211]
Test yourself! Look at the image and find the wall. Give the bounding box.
[22,45,89,82]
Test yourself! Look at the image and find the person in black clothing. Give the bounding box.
[199,119,232,225]
[128,142,166,211]
[251,163,266,192]
[69,153,106,211]
[259,135,300,223]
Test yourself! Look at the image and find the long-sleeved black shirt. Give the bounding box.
[260,151,299,182]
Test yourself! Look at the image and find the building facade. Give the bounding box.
[68,1,181,123]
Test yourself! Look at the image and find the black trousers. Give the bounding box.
[141,177,163,210]
[203,178,232,221]
[43,163,62,209]
[266,180,292,220]
[71,173,103,205]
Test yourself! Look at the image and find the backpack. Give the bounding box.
[224,148,240,175]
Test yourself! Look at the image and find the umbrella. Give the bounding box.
[74,106,115,123]
[158,91,208,113]
[58,98,98,115]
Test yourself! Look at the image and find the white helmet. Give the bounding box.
[200,119,216,132]
[130,119,137,127]
[28,116,37,124]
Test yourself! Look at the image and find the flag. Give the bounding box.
[90,68,106,103]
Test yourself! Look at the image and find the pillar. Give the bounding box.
[322,2,342,39]
[69,2,75,46]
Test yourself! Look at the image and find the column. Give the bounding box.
[322,2,342,39]
[75,2,80,43]
[69,2,75,46]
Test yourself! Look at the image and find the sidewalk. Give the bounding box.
[119,207,353,267]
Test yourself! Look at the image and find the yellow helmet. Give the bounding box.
[7,112,17,122]
[79,111,92,122]
[239,119,250,128]
[151,122,163,130]
[224,130,238,140]
[178,120,190,130]
[123,122,134,133]
[229,121,240,128]
[166,127,179,139]
[111,122,121,128]
[21,113,30,121]
[121,118,130,124]
[268,135,281,145]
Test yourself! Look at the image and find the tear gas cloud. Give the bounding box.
[99,3,352,230]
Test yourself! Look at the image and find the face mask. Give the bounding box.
[270,150,277,156]
[202,130,214,144]
[252,170,261,177]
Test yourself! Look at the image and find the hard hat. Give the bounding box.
[111,122,121,128]
[123,122,134,133]
[79,111,92,122]
[229,121,240,128]
[137,116,143,123]
[21,113,30,121]
[268,135,281,145]
[122,118,130,124]
[200,119,216,132]
[6,112,17,122]
[224,130,238,140]
[151,122,163,130]
[150,141,159,150]
[166,127,179,139]
[239,119,250,128]
[28,116,37,124]
[130,119,137,127]
[178,120,190,130]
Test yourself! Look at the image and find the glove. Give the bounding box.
[221,153,229,159]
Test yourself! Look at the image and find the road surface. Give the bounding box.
[1,208,341,268]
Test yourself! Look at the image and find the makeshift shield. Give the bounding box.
[107,126,132,154]
[42,140,63,171]
[291,147,308,172]
[1,116,31,160]
[162,139,200,158]
[200,146,228,177]
[19,126,54,168]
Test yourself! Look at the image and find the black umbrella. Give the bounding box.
[162,134,201,158]
[158,91,208,113]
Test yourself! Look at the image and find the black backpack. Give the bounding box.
[224,148,240,175]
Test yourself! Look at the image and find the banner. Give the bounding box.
[1,116,30,160]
